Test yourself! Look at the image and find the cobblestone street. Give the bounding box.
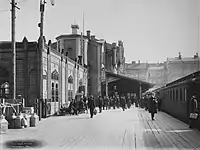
[1,107,200,150]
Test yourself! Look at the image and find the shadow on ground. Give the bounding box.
[3,139,46,149]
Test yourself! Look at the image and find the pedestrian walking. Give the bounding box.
[83,95,88,113]
[108,97,111,110]
[98,95,103,113]
[144,95,149,111]
[116,95,120,109]
[127,96,131,109]
[189,94,199,128]
[148,93,157,120]
[113,96,116,109]
[120,95,126,111]
[103,96,106,110]
[69,99,78,115]
[88,95,96,118]
[104,96,109,110]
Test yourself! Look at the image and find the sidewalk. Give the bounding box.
[1,107,200,150]
[138,108,200,149]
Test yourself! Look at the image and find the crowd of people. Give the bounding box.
[60,92,163,119]
[61,91,199,128]
[60,93,145,118]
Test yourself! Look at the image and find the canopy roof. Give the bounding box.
[105,71,154,95]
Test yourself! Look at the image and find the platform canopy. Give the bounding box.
[105,71,154,96]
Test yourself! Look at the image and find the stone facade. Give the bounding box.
[0,37,88,115]
[104,41,125,74]
[0,38,40,105]
[147,64,167,87]
[125,61,148,82]
[166,53,200,83]
[0,23,125,110]
[125,53,200,87]
[87,35,103,99]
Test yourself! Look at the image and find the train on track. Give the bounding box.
[153,71,200,129]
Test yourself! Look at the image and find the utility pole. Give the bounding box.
[37,0,54,103]
[38,0,54,99]
[38,0,45,100]
[11,0,19,99]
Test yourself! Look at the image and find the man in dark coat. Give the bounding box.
[88,95,96,118]
[189,94,199,128]
[83,95,88,113]
[148,93,157,120]
[104,96,109,110]
[98,95,103,113]
[120,95,126,111]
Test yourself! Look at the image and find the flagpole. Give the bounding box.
[83,12,85,36]
[82,12,85,66]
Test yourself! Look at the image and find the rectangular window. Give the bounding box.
[68,90,73,101]
[52,83,54,102]
[68,83,73,101]
[170,90,172,101]
[167,91,169,100]
[58,41,60,52]
[55,83,59,102]
[176,89,178,102]
[180,88,183,102]
[184,88,187,102]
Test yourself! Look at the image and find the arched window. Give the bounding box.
[55,83,58,102]
[68,75,73,83]
[68,75,73,101]
[52,83,55,102]
[0,82,9,98]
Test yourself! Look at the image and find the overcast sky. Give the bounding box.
[0,0,200,63]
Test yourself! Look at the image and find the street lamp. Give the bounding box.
[38,0,55,99]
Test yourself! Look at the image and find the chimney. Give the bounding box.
[112,42,117,47]
[132,61,136,64]
[78,55,83,65]
[178,52,181,59]
[71,24,79,34]
[118,40,123,46]
[87,30,91,39]
[194,53,199,59]
[91,35,95,40]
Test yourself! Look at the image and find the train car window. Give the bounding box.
[176,89,178,102]
[172,89,174,102]
[171,90,173,101]
[184,88,187,102]
[173,89,176,102]
[170,90,172,101]
[168,91,169,100]
[167,91,170,100]
[180,88,183,102]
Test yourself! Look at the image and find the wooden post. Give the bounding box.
[11,0,16,99]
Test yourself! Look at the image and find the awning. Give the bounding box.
[105,71,154,95]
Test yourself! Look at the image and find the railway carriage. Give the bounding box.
[154,71,200,128]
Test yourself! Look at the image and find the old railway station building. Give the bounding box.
[0,24,153,115]
[0,26,88,115]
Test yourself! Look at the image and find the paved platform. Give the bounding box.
[1,107,200,150]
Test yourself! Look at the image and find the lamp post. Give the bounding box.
[38,0,55,99]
